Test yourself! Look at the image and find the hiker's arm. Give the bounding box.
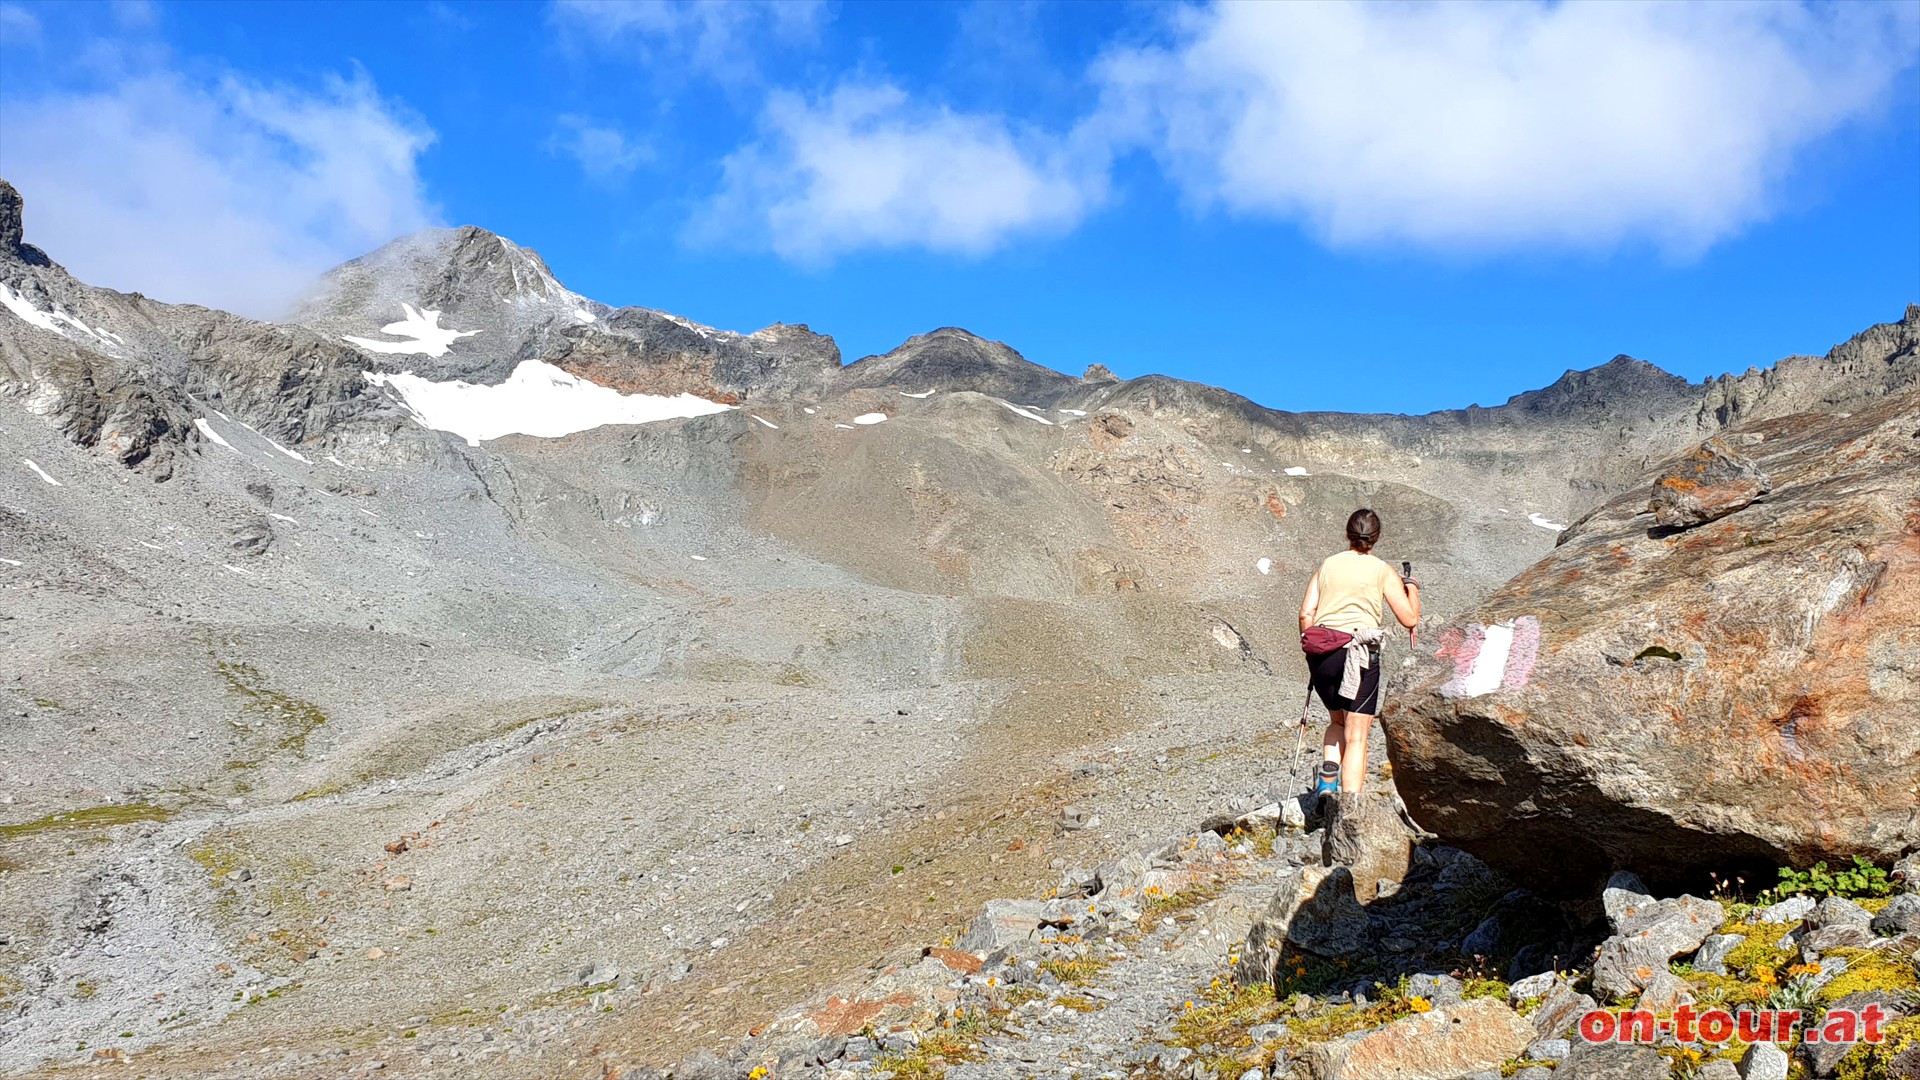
[1299,572,1319,633]
[1384,569,1420,630]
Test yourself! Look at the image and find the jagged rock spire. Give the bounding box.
[0,179,55,267]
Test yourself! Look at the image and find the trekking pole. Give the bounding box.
[1401,561,1418,652]
[1290,684,1312,778]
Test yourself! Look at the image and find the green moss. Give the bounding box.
[0,803,173,840]
[1462,976,1511,1001]
[1721,920,1795,977]
[1833,1014,1920,1080]
[187,839,243,880]
[215,660,327,756]
[1815,947,1919,1003]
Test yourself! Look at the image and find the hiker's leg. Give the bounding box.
[1340,713,1371,793]
[1322,710,1346,766]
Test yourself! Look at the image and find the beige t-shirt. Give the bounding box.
[1314,550,1394,633]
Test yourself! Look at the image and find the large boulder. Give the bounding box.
[1647,435,1770,529]
[1382,392,1920,892]
[1322,791,1416,902]
[1302,996,1534,1080]
[1234,865,1369,987]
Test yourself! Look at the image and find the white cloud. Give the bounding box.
[697,83,1102,262]
[549,114,650,184]
[0,69,436,318]
[550,0,825,83]
[1094,1,1920,255]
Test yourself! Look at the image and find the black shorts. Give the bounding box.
[1307,645,1381,715]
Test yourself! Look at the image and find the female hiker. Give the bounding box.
[1298,508,1419,799]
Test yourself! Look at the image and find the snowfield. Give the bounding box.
[343,304,482,357]
[363,360,735,446]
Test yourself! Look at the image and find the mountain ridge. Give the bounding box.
[3,175,1919,1076]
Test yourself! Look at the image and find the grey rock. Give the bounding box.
[577,960,619,987]
[1093,850,1153,901]
[1592,895,1724,1000]
[957,899,1072,954]
[1531,983,1598,1040]
[1798,923,1873,957]
[1460,916,1503,959]
[1632,971,1693,1014]
[1234,865,1369,987]
[1527,1038,1571,1062]
[1513,1070,1554,1080]
[1321,791,1414,902]
[668,1051,730,1080]
[1805,896,1872,930]
[1693,1061,1740,1080]
[1556,1039,1672,1079]
[1409,972,1464,1007]
[1693,933,1744,975]
[1871,892,1920,934]
[1894,849,1920,893]
[1737,1039,1788,1080]
[1508,970,1565,1004]
[1755,895,1816,924]
[1602,871,1654,933]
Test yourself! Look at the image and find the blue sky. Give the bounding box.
[1,0,1916,414]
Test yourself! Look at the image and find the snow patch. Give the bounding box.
[1257,557,1272,576]
[0,557,20,566]
[852,413,888,425]
[834,423,856,429]
[136,540,166,551]
[750,415,778,430]
[1057,409,1088,417]
[0,283,117,347]
[996,401,1054,425]
[231,418,310,462]
[21,459,60,486]
[1526,512,1567,532]
[342,304,481,357]
[269,514,300,526]
[194,418,235,450]
[1284,467,1310,477]
[898,390,935,399]
[223,564,253,576]
[363,360,735,446]
[689,554,707,561]
[803,407,817,414]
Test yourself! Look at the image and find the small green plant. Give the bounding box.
[1759,857,1893,905]
[1766,974,1824,1020]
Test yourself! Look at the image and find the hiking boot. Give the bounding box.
[1311,761,1340,814]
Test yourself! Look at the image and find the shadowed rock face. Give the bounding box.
[1383,389,1920,895]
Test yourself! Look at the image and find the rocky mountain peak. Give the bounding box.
[1503,352,1696,417]
[0,178,56,268]
[839,325,1078,403]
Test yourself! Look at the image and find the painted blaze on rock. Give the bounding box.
[1382,392,1920,894]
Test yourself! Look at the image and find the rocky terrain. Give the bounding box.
[1,173,1917,1079]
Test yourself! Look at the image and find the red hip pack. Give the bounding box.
[1301,626,1353,657]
